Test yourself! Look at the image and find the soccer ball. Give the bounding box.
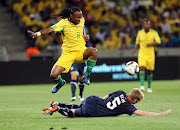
[125,61,140,76]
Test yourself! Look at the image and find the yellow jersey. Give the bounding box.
[136,29,161,57]
[51,17,86,52]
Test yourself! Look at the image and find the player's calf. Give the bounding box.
[83,48,97,85]
[50,101,80,109]
[58,108,74,117]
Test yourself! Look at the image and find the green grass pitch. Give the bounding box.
[0,80,180,130]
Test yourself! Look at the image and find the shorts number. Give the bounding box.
[77,32,80,38]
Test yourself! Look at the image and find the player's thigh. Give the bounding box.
[55,52,75,73]
[79,96,97,117]
[78,63,86,75]
[70,63,79,79]
[147,58,155,71]
[138,56,147,68]
[70,71,78,80]
[74,98,91,117]
[75,48,87,63]
[70,63,79,72]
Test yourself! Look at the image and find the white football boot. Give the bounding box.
[79,96,84,101]
[140,86,145,92]
[71,96,76,101]
[147,88,152,93]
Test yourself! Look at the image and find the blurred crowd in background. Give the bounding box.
[1,0,180,53]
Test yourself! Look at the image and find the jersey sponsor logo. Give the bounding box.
[106,94,126,110]
[69,29,73,32]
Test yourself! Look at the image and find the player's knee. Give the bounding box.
[79,78,84,83]
[50,73,58,79]
[90,48,98,58]
[147,70,153,75]
[84,47,98,59]
[140,66,146,71]
[93,48,98,55]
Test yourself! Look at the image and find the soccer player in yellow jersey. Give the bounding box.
[27,6,97,93]
[133,20,161,93]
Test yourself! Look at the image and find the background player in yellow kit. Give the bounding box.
[133,20,161,93]
[27,6,97,93]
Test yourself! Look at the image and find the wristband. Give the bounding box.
[35,31,41,36]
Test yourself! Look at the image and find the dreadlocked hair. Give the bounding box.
[56,6,81,19]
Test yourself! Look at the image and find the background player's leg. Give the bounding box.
[83,47,97,85]
[70,71,78,101]
[147,70,153,93]
[78,75,85,101]
[139,66,146,91]
[50,65,66,93]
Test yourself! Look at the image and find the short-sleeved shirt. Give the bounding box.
[75,90,137,117]
[136,29,161,58]
[51,17,86,52]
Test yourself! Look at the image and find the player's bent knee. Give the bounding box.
[90,48,98,58]
[84,47,98,59]
[93,48,98,54]
[50,73,59,79]
[140,66,146,71]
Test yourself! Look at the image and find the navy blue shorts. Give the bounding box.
[74,96,98,117]
[70,63,86,75]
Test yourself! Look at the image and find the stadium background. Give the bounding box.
[0,0,180,130]
[0,0,179,85]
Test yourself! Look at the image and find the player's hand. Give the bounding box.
[146,43,154,47]
[161,109,172,115]
[83,35,90,41]
[27,30,37,38]
[132,50,136,56]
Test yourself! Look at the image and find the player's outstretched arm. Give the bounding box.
[132,44,139,56]
[103,95,109,99]
[134,109,172,116]
[27,27,54,38]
